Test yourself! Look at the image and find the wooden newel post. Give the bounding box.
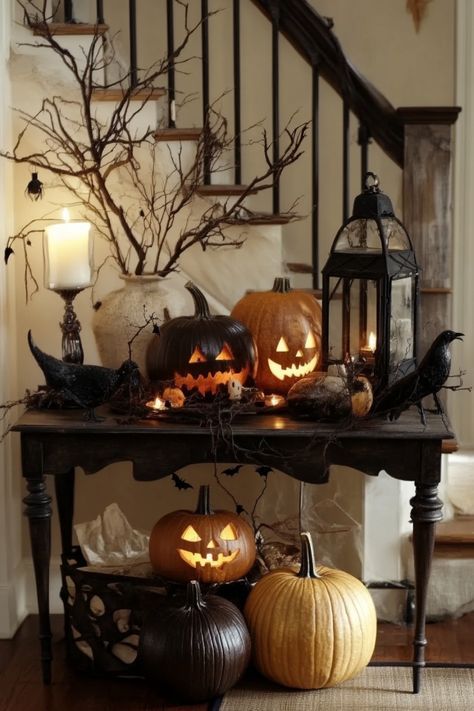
[398,107,461,359]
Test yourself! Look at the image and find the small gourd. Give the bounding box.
[140,580,251,702]
[244,531,377,689]
[149,485,257,584]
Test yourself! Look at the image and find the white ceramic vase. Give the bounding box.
[92,275,188,375]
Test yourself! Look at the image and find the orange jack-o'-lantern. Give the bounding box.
[149,485,257,584]
[231,277,322,394]
[146,282,257,397]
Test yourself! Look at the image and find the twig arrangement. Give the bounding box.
[4,1,307,299]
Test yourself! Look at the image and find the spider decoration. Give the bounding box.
[25,172,44,200]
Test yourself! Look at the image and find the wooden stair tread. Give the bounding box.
[32,22,108,36]
[435,517,474,545]
[286,262,315,274]
[224,212,296,226]
[154,127,202,141]
[196,184,259,196]
[91,87,166,102]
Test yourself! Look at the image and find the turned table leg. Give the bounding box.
[23,476,53,685]
[410,482,443,694]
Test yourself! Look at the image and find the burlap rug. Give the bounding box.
[219,666,474,710]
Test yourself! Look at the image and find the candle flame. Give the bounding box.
[62,208,70,223]
[153,396,165,410]
[368,331,377,352]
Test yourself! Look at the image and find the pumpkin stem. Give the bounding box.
[195,485,213,515]
[186,580,205,609]
[297,531,321,579]
[185,281,211,319]
[272,277,292,294]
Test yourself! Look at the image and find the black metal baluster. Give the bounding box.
[358,123,371,190]
[233,0,241,186]
[342,99,350,221]
[167,0,176,128]
[64,0,75,23]
[129,0,138,88]
[311,60,320,290]
[96,0,104,25]
[270,0,280,214]
[201,0,211,184]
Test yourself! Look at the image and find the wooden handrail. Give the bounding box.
[252,0,459,168]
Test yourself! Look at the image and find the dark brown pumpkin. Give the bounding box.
[140,580,251,702]
[231,277,322,394]
[146,282,257,397]
[149,485,257,584]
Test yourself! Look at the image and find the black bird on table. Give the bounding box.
[372,330,463,424]
[28,330,140,420]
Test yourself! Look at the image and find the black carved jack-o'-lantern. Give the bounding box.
[149,485,257,584]
[146,282,257,397]
[231,277,322,394]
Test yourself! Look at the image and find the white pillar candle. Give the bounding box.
[45,211,92,290]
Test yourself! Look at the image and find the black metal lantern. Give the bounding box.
[321,172,419,392]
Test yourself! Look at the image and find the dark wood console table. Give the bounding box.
[13,407,455,694]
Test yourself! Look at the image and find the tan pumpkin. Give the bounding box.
[149,485,256,584]
[231,277,322,394]
[244,531,377,689]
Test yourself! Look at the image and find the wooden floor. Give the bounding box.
[1,613,474,711]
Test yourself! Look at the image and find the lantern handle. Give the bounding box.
[364,172,380,192]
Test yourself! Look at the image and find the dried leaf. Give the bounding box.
[406,0,432,32]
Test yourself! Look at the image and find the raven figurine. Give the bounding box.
[28,331,140,420]
[372,330,463,423]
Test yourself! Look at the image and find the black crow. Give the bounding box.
[372,330,463,423]
[28,330,139,420]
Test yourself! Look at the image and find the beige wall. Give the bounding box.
[6,0,456,589]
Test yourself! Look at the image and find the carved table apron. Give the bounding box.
[13,407,455,693]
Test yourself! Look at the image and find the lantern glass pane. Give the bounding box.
[389,276,415,367]
[327,277,345,362]
[334,218,411,253]
[382,217,411,251]
[359,279,378,358]
[327,277,375,362]
[334,219,381,252]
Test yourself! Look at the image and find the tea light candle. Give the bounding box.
[146,396,166,412]
[45,209,92,290]
[265,393,285,408]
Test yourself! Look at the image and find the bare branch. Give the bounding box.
[5,2,308,297]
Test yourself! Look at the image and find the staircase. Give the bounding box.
[11,0,460,337]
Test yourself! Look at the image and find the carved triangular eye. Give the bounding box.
[216,343,234,361]
[181,525,202,542]
[276,336,289,353]
[220,523,237,541]
[189,346,207,363]
[305,332,317,348]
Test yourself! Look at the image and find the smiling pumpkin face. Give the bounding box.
[231,277,322,394]
[149,486,257,584]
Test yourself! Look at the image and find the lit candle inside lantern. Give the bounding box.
[368,331,376,352]
[360,331,377,362]
[45,209,92,290]
[265,393,285,408]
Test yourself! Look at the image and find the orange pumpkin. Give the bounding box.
[231,277,322,394]
[149,485,257,584]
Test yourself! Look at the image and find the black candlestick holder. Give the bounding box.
[56,288,84,364]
